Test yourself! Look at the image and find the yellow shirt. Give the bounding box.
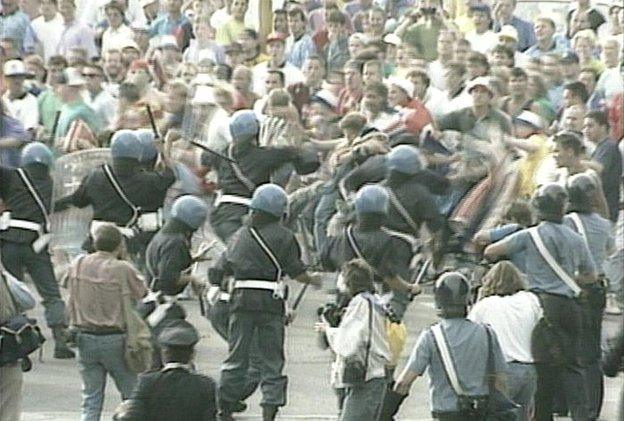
[517,133,549,198]
[215,17,246,46]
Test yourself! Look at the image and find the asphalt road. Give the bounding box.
[20,279,623,421]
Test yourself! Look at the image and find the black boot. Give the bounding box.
[52,326,75,359]
[262,405,278,421]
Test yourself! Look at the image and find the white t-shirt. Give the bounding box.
[2,91,39,131]
[465,30,499,55]
[468,291,542,363]
[31,13,64,60]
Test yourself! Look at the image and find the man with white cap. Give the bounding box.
[1,60,39,134]
[386,77,432,137]
[492,0,536,52]
[55,68,101,139]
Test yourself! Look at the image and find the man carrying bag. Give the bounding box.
[63,224,148,421]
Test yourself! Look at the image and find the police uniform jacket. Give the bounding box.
[383,174,445,236]
[320,222,413,284]
[121,366,217,421]
[209,220,306,315]
[563,212,614,270]
[201,142,320,199]
[55,159,175,225]
[145,219,192,296]
[0,165,51,244]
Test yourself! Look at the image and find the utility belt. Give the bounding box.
[0,211,51,253]
[89,211,163,238]
[75,328,125,336]
[214,191,251,207]
[233,279,287,300]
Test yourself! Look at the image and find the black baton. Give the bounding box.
[146,105,159,139]
[49,110,61,146]
[190,140,236,163]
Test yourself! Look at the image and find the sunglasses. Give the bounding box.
[82,73,101,78]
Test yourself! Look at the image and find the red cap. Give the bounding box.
[266,32,288,43]
[129,59,150,72]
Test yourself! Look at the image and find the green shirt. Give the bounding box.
[437,106,512,141]
[38,89,63,137]
[402,20,443,62]
[55,101,101,138]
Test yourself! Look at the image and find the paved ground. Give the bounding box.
[20,278,622,420]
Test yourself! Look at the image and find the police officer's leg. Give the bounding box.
[208,299,231,340]
[1,241,26,283]
[77,334,108,421]
[535,362,558,421]
[219,310,257,411]
[580,284,606,419]
[240,333,263,401]
[256,312,287,411]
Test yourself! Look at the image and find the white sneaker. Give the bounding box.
[605,293,623,315]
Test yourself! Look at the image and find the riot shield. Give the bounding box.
[50,148,111,263]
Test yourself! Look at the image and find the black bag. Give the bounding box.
[0,314,46,371]
[342,295,372,386]
[0,273,46,371]
[530,293,568,365]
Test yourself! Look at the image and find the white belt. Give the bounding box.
[214,192,251,207]
[234,280,279,290]
[219,292,231,302]
[0,212,43,233]
[137,211,162,232]
[90,220,135,238]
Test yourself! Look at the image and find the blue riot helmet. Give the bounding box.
[170,195,208,230]
[134,129,158,164]
[229,110,259,143]
[110,129,142,160]
[354,184,389,215]
[532,183,568,222]
[21,142,54,168]
[387,144,423,175]
[433,271,470,316]
[250,183,288,217]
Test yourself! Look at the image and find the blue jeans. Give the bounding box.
[506,362,537,420]
[77,333,137,421]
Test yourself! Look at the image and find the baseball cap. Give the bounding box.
[467,77,493,95]
[498,25,518,42]
[514,110,544,130]
[59,67,87,86]
[158,35,179,50]
[3,60,30,77]
[266,32,288,44]
[387,77,415,99]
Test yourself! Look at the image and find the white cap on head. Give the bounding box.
[387,77,415,99]
[515,110,544,130]
[62,67,87,86]
[498,25,518,42]
[3,59,30,77]
[467,76,493,95]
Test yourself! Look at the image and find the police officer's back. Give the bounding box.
[380,273,508,420]
[116,320,217,421]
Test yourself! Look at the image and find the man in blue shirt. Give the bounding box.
[0,101,30,168]
[150,0,192,50]
[0,0,37,54]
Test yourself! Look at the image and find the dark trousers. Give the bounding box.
[1,241,66,327]
[219,311,287,409]
[534,294,589,421]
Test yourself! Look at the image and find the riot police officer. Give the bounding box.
[142,195,208,366]
[484,183,597,421]
[0,142,74,358]
[201,110,319,243]
[380,272,508,420]
[115,320,218,421]
[210,184,320,421]
[564,174,615,420]
[135,129,158,171]
[54,130,175,258]
[321,184,421,322]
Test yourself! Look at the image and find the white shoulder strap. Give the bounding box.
[346,225,364,260]
[16,168,50,232]
[102,164,139,226]
[227,144,255,192]
[249,227,282,281]
[387,188,419,234]
[431,324,466,396]
[568,212,588,243]
[528,227,582,296]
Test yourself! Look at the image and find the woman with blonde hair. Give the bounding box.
[572,29,604,74]
[469,261,542,420]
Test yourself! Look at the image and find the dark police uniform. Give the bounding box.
[210,219,307,411]
[201,143,319,242]
[54,159,175,258]
[0,165,65,328]
[117,321,218,421]
[320,222,415,320]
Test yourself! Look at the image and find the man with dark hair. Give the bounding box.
[64,224,147,421]
[82,64,117,130]
[252,31,304,96]
[323,9,350,73]
[563,81,590,110]
[361,81,394,130]
[286,6,316,68]
[337,59,364,114]
[288,54,325,114]
[584,110,622,222]
[578,67,605,111]
[116,320,217,421]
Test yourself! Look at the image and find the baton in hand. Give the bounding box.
[49,110,61,146]
[146,105,159,140]
[190,140,236,163]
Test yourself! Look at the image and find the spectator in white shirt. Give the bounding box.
[466,4,499,55]
[101,2,135,54]
[31,0,64,61]
[81,63,117,130]
[469,261,542,421]
[1,60,39,134]
[252,32,304,96]
[407,67,446,118]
